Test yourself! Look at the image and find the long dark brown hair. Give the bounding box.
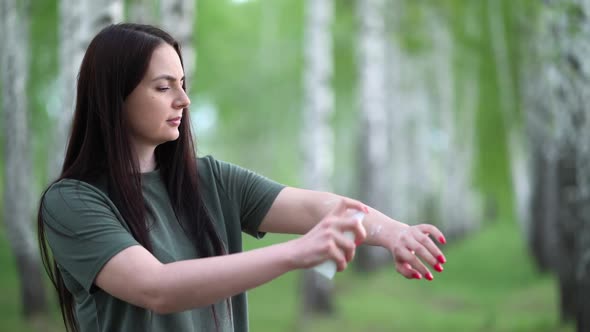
[37,23,226,332]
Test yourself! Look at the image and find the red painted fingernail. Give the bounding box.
[425,272,434,281]
[412,272,422,279]
[439,236,447,244]
[355,238,363,246]
[434,263,443,272]
[437,255,446,264]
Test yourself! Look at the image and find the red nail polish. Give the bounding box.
[412,272,422,279]
[437,255,446,264]
[355,238,363,246]
[434,263,443,272]
[425,272,434,281]
[439,236,447,245]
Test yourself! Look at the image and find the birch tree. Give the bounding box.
[355,0,392,272]
[300,0,336,316]
[159,0,196,84]
[524,0,590,329]
[385,0,431,227]
[1,0,48,318]
[50,0,123,179]
[425,8,481,238]
[384,3,482,242]
[49,0,84,179]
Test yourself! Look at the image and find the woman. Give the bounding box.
[38,23,447,332]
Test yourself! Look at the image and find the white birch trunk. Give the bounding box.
[386,36,411,223]
[524,0,590,325]
[356,0,391,271]
[388,50,432,225]
[427,9,481,238]
[385,0,432,225]
[387,5,481,239]
[1,0,47,317]
[160,0,196,85]
[49,0,84,179]
[49,0,123,179]
[300,0,335,318]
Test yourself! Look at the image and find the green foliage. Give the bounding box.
[397,2,433,54]
[0,0,560,329]
[194,0,305,185]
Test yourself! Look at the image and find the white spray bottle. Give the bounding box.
[312,211,366,279]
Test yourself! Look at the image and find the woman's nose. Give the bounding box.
[174,90,191,109]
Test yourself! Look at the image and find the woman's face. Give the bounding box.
[123,43,190,150]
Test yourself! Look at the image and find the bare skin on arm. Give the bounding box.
[94,197,369,313]
[260,187,447,281]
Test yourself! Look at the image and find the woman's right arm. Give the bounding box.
[95,198,367,314]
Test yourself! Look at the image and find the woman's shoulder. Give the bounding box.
[196,154,225,184]
[197,154,245,173]
[197,154,231,177]
[197,154,215,167]
[43,178,111,212]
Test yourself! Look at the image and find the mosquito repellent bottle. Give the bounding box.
[312,211,365,279]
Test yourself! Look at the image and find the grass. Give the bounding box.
[245,222,574,332]
[0,221,575,332]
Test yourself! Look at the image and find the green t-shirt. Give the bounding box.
[41,156,285,332]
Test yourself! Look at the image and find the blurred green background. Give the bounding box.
[0,0,585,331]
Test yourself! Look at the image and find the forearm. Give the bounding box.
[313,193,409,247]
[258,188,335,234]
[260,187,408,247]
[153,241,294,313]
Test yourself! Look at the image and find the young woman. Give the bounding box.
[38,23,447,332]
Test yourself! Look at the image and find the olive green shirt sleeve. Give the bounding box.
[41,179,140,293]
[205,156,285,238]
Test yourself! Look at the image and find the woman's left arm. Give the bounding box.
[259,187,447,280]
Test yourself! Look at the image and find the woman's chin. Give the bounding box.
[164,131,180,142]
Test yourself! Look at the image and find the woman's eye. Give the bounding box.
[157,87,170,92]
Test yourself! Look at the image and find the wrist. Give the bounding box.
[274,240,300,272]
[368,219,409,247]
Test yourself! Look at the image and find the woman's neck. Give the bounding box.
[132,143,157,173]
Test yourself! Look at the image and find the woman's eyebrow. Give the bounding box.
[151,74,185,82]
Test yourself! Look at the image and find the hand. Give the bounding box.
[388,224,447,281]
[288,198,369,272]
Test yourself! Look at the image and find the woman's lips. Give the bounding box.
[167,117,182,126]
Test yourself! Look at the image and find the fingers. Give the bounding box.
[328,239,349,272]
[416,224,447,246]
[393,245,432,280]
[331,229,357,264]
[316,214,366,271]
[321,213,367,246]
[336,214,367,246]
[395,260,423,280]
[406,233,438,267]
[414,224,447,264]
[329,197,369,217]
[394,224,448,281]
[305,198,370,273]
